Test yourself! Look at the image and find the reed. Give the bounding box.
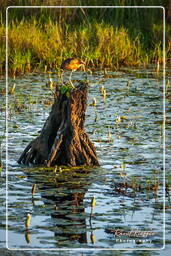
[0,1,169,75]
[0,24,5,73]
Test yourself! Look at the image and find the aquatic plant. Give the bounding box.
[0,0,169,76]
[25,213,32,229]
[31,184,37,197]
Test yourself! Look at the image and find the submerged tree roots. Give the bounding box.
[18,83,99,167]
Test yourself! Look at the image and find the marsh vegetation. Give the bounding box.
[0,66,170,249]
[0,1,170,252]
[0,0,170,75]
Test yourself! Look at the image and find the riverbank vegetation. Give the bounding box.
[0,0,170,75]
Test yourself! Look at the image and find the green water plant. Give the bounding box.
[107,126,112,142]
[0,160,2,173]
[59,82,73,97]
[9,83,16,94]
[90,195,96,217]
[131,176,136,193]
[31,184,37,197]
[25,213,32,229]
[1,10,167,76]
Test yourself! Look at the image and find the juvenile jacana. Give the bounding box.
[60,58,85,86]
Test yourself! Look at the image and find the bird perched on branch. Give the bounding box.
[60,57,85,87]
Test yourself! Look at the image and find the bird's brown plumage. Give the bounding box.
[60,58,85,71]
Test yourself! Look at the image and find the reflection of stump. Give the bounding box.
[18,83,99,167]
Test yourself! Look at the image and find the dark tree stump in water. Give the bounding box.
[18,83,99,167]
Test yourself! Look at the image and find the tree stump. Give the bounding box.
[18,83,99,167]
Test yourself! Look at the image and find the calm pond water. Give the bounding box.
[0,66,171,255]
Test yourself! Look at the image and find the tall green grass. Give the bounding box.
[0,0,170,75]
[3,0,168,47]
[7,20,155,75]
[0,24,5,73]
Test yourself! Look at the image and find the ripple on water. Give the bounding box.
[0,68,168,250]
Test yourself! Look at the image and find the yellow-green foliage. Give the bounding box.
[7,20,152,75]
[0,25,5,73]
[0,0,169,75]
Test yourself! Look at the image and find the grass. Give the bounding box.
[0,1,169,75]
[5,19,167,76]
[113,168,163,199]
[0,24,5,74]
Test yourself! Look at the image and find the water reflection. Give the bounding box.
[0,67,169,250]
[24,166,97,247]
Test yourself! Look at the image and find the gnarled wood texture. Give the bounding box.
[18,83,99,167]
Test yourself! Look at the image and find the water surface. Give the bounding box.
[0,66,170,253]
